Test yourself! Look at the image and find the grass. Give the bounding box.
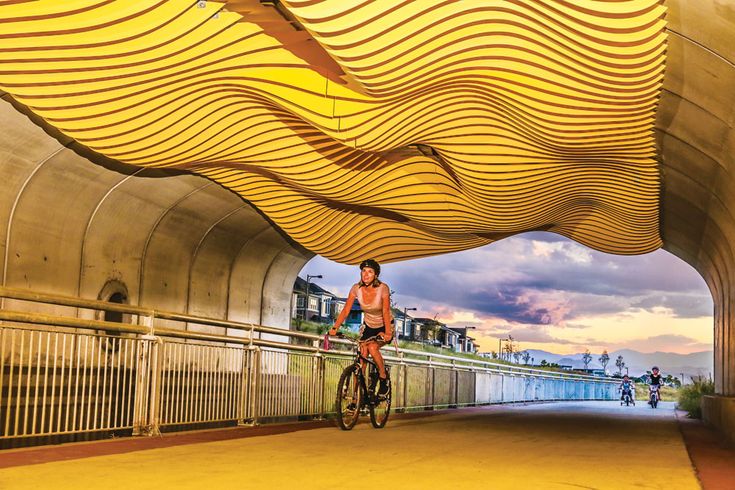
[677,377,715,418]
[633,383,678,403]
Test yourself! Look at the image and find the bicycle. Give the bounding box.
[648,385,660,409]
[620,388,635,406]
[333,333,392,430]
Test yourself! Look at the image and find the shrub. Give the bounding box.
[677,377,715,418]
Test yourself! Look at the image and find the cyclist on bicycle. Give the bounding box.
[647,366,663,405]
[619,375,635,402]
[329,258,393,396]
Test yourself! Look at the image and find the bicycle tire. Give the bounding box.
[336,365,362,430]
[369,380,391,429]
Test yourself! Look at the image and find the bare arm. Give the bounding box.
[380,284,393,340]
[329,287,357,335]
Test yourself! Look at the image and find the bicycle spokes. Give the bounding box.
[336,366,362,430]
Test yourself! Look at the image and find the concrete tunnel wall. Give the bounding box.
[658,0,735,438]
[0,94,313,335]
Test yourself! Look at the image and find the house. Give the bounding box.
[412,317,442,344]
[448,327,479,354]
[437,325,461,350]
[393,308,417,340]
[342,301,364,332]
[292,276,339,323]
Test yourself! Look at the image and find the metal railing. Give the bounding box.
[0,286,618,444]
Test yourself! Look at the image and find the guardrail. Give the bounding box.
[0,286,618,446]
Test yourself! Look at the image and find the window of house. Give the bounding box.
[321,297,330,316]
[309,297,318,311]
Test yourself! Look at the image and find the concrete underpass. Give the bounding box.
[2,2,735,487]
[1,401,731,490]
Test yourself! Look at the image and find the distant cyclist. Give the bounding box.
[329,259,393,396]
[648,366,663,405]
[619,375,635,403]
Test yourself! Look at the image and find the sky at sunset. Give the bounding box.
[299,232,713,356]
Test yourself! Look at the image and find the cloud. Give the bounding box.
[379,234,712,325]
[611,334,712,353]
[299,232,713,353]
[632,294,713,319]
[486,324,585,346]
[564,323,592,329]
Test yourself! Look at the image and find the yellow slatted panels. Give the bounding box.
[0,0,666,263]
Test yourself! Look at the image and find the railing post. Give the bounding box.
[146,336,164,436]
[237,345,249,425]
[399,352,407,412]
[451,359,458,408]
[132,313,159,436]
[312,347,324,419]
[427,355,434,409]
[470,367,476,407]
[241,344,261,426]
[132,335,156,436]
[251,346,262,425]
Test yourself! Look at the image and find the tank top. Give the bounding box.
[352,283,388,328]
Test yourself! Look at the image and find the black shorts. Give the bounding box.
[359,324,386,342]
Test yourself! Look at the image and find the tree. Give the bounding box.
[615,355,625,376]
[513,351,521,364]
[582,349,592,370]
[540,359,548,367]
[522,350,531,365]
[599,350,610,374]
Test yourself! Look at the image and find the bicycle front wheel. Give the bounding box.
[336,365,362,430]
[369,379,391,429]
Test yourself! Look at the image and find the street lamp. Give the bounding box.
[299,274,322,328]
[459,326,476,353]
[499,335,513,361]
[402,307,417,339]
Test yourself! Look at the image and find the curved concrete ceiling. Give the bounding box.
[0,0,667,263]
[0,93,311,327]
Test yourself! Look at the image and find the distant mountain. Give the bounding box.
[523,348,713,380]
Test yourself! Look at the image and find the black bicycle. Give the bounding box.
[333,333,392,430]
[648,385,660,409]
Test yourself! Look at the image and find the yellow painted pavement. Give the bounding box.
[0,402,699,490]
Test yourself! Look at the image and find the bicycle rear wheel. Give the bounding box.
[336,365,361,430]
[369,378,391,429]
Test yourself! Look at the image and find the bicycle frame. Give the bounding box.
[340,335,388,408]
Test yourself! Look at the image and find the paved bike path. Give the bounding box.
[0,402,701,489]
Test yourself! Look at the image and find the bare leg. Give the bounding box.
[359,343,370,374]
[367,342,387,379]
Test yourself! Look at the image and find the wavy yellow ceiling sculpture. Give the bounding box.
[0,0,666,263]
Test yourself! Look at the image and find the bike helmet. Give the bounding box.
[652,366,659,371]
[359,258,381,276]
